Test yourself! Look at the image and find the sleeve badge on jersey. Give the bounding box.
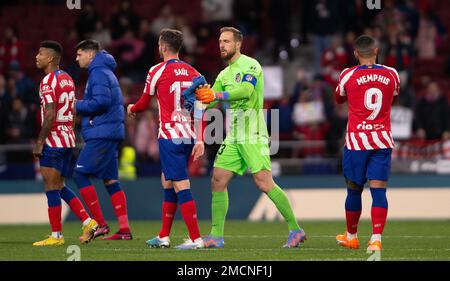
[235,73,241,83]
[41,85,52,94]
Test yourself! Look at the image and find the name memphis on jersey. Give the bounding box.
[356,74,390,86]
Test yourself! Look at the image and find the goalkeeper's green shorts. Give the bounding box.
[213,138,272,175]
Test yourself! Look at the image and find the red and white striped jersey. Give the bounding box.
[39,70,76,148]
[335,64,400,150]
[143,59,200,139]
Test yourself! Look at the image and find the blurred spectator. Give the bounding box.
[8,61,38,108]
[415,12,437,60]
[202,0,233,26]
[193,22,222,81]
[61,28,80,82]
[151,4,176,37]
[321,35,348,89]
[0,74,11,144]
[110,30,145,78]
[0,26,23,76]
[232,0,262,36]
[371,25,388,64]
[119,76,134,104]
[292,88,329,157]
[309,0,340,73]
[343,31,357,68]
[270,0,293,62]
[91,19,113,48]
[415,82,450,141]
[136,19,159,77]
[375,0,404,31]
[384,22,413,71]
[75,1,99,40]
[174,16,198,57]
[271,95,294,141]
[290,68,310,105]
[5,98,35,162]
[135,110,159,162]
[110,0,140,40]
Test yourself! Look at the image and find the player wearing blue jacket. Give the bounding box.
[73,40,132,240]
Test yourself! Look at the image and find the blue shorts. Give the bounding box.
[159,139,194,181]
[75,139,120,180]
[39,145,73,178]
[342,147,392,186]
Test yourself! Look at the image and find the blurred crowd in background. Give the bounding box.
[0,0,449,177]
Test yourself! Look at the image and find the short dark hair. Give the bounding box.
[220,27,243,42]
[354,35,377,57]
[75,39,101,52]
[40,40,63,57]
[159,29,183,53]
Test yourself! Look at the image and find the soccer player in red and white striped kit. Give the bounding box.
[334,35,400,252]
[33,40,98,246]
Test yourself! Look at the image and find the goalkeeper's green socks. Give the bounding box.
[267,185,300,231]
[210,191,229,237]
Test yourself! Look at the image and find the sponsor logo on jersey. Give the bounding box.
[356,121,385,130]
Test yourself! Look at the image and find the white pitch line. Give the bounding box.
[168,235,450,239]
[90,247,450,252]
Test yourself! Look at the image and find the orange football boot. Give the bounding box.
[336,233,360,249]
[367,240,382,251]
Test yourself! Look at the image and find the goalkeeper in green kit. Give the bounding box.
[194,27,306,248]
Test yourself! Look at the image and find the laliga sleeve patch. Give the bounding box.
[242,74,257,87]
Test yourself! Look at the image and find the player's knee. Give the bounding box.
[41,174,60,190]
[73,170,91,189]
[253,170,274,192]
[345,178,364,192]
[211,174,226,192]
[103,179,117,186]
[105,181,122,196]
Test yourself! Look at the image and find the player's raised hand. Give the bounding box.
[127,104,136,118]
[195,84,215,104]
[191,141,205,161]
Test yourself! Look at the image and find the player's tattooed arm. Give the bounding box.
[33,103,56,158]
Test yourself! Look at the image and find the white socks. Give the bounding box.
[82,217,92,226]
[370,234,382,243]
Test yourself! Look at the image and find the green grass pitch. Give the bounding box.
[0,220,449,261]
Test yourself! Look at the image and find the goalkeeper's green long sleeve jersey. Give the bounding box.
[211,54,269,143]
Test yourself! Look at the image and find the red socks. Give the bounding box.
[159,201,177,238]
[179,200,201,241]
[110,190,130,233]
[67,198,90,222]
[48,206,62,232]
[345,210,362,234]
[370,188,388,235]
[80,185,107,227]
[371,207,388,234]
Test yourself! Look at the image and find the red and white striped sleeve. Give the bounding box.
[384,65,400,96]
[143,62,166,96]
[334,67,356,104]
[40,72,56,105]
[131,62,166,113]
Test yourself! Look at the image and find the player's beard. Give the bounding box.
[221,47,236,62]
